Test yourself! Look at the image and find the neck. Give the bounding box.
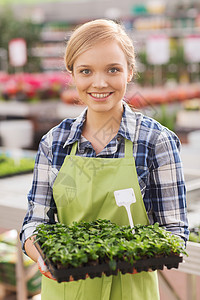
[82,104,123,153]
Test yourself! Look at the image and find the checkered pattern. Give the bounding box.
[20,102,189,252]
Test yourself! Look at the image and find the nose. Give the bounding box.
[92,73,108,89]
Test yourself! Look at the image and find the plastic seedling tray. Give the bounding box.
[35,241,183,283]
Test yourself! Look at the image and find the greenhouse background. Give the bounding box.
[0,0,200,299]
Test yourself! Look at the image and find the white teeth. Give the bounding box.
[90,93,110,98]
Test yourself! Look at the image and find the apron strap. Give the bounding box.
[70,141,78,156]
[124,138,133,159]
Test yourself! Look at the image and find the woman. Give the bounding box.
[20,19,189,300]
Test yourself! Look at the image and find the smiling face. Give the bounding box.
[72,40,133,115]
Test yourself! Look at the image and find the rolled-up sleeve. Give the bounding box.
[150,128,189,242]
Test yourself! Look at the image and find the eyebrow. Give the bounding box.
[75,63,123,69]
[107,63,123,67]
[76,65,90,68]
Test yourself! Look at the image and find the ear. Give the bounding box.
[127,68,133,83]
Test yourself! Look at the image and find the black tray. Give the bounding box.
[35,241,183,283]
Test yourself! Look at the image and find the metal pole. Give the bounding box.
[16,234,28,300]
[0,48,8,72]
[186,274,196,300]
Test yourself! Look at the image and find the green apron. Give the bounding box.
[41,138,160,300]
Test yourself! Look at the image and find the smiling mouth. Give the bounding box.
[89,92,113,99]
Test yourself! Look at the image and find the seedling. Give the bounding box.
[34,219,187,283]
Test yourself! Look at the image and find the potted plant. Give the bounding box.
[34,219,186,282]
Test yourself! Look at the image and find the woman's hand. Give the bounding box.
[37,256,56,280]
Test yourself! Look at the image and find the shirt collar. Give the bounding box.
[63,106,87,148]
[63,101,136,148]
[118,101,136,143]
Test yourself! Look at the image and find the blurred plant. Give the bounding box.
[135,38,197,86]
[0,72,72,102]
[184,99,200,111]
[136,51,154,86]
[169,39,185,66]
[154,104,177,131]
[0,5,41,73]
[189,226,200,244]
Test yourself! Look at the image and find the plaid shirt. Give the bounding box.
[20,102,189,250]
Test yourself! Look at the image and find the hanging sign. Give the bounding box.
[146,35,169,65]
[9,38,27,67]
[183,35,200,63]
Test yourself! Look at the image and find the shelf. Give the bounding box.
[178,241,200,276]
[129,26,200,39]
[40,57,65,71]
[40,30,71,42]
[0,101,84,119]
[31,43,65,58]
[0,173,33,231]
[32,15,200,71]
[33,28,72,70]
[176,110,200,130]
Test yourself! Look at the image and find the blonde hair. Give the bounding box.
[64,19,136,75]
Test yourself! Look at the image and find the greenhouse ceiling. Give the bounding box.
[0,0,89,5]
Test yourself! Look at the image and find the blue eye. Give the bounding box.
[109,67,119,73]
[80,69,91,75]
